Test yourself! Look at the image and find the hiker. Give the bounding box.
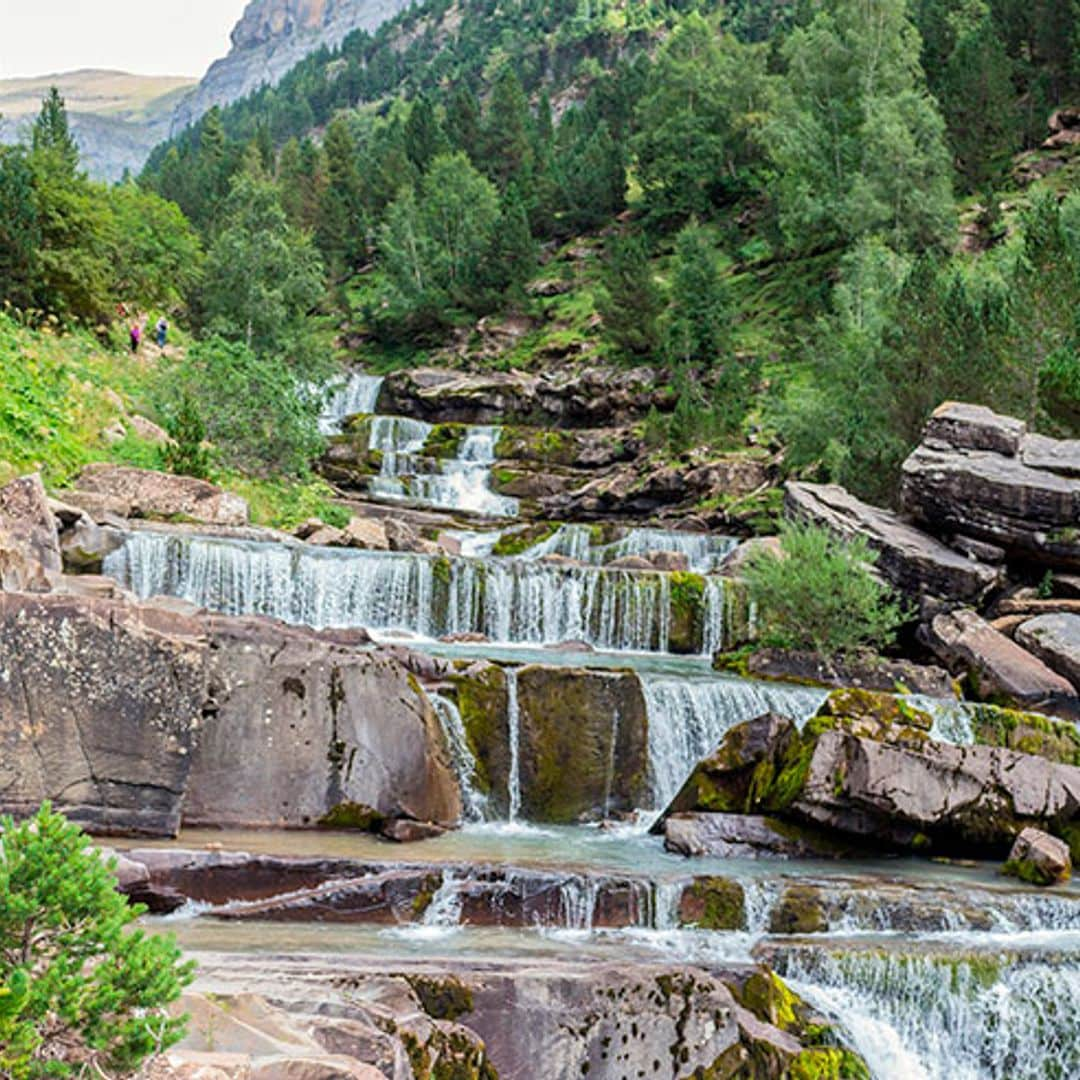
[130,322,141,353]
[156,316,168,348]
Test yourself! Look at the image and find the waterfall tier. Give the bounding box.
[318,372,384,434]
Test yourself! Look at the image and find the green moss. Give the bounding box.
[451,664,509,803]
[405,975,475,1021]
[711,646,754,677]
[818,688,933,734]
[317,801,384,832]
[789,1048,872,1080]
[668,571,706,655]
[738,971,799,1029]
[410,873,442,918]
[1003,857,1066,887]
[423,423,468,460]
[767,886,828,934]
[492,521,560,557]
[970,703,1080,766]
[683,878,746,930]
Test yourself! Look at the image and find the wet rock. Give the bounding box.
[1004,827,1072,886]
[663,812,851,859]
[969,703,1080,765]
[342,516,389,550]
[745,648,957,698]
[0,473,62,590]
[646,550,691,572]
[785,480,1001,601]
[0,592,205,836]
[74,464,249,526]
[1015,613,1080,691]
[900,406,1080,568]
[768,886,828,934]
[304,524,347,546]
[379,819,447,843]
[677,876,746,929]
[605,554,654,571]
[58,515,124,572]
[925,608,1077,716]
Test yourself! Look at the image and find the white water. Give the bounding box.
[641,674,829,809]
[104,531,714,653]
[526,524,738,573]
[318,373,384,434]
[366,415,518,518]
[430,694,488,824]
[781,947,1080,1080]
[506,668,522,823]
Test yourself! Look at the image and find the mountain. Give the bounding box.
[0,70,195,181]
[167,0,414,136]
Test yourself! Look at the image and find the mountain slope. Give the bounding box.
[167,0,414,135]
[0,70,195,181]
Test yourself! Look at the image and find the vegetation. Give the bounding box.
[0,804,193,1078]
[745,522,909,659]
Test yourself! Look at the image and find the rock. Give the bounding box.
[101,419,128,444]
[379,819,446,843]
[922,401,1026,455]
[127,414,172,445]
[768,886,829,934]
[293,518,324,540]
[1015,613,1080,691]
[605,555,654,571]
[744,648,957,698]
[439,631,489,644]
[383,518,423,552]
[646,550,691,572]
[342,516,389,550]
[0,592,205,836]
[900,408,1080,568]
[718,536,783,577]
[950,534,1007,564]
[184,614,461,830]
[785,481,1000,601]
[0,473,62,589]
[59,516,124,572]
[968,702,1080,765]
[52,488,133,521]
[1004,827,1072,886]
[924,608,1077,716]
[75,464,249,526]
[663,812,851,859]
[304,525,346,546]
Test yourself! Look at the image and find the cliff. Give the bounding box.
[168,0,413,135]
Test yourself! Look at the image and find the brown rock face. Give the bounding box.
[75,464,250,526]
[1015,613,1080,692]
[785,480,1001,601]
[0,473,62,590]
[925,608,1077,717]
[900,403,1080,568]
[1006,827,1072,886]
[0,592,206,836]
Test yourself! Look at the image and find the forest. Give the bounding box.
[2,0,1079,506]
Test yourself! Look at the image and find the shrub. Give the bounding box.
[0,804,194,1078]
[745,522,909,659]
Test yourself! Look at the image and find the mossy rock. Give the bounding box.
[679,877,746,930]
[667,571,706,655]
[317,801,384,832]
[817,687,934,735]
[492,521,561,557]
[971,703,1080,766]
[450,664,509,812]
[789,1047,872,1080]
[422,423,468,460]
[1003,856,1064,888]
[405,974,475,1021]
[737,970,800,1030]
[767,885,828,934]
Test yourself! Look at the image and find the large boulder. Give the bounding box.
[784,480,1000,602]
[924,608,1077,717]
[0,592,206,836]
[74,464,249,526]
[1005,827,1072,886]
[662,812,853,859]
[900,403,1080,568]
[1016,613,1080,692]
[185,614,461,830]
[744,648,957,698]
[0,473,62,590]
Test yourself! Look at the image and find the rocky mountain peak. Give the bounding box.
[230,0,334,51]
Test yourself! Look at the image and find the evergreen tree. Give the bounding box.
[554,120,626,232]
[31,87,79,175]
[446,85,483,163]
[598,233,663,357]
[317,117,366,277]
[483,67,533,189]
[480,184,537,301]
[770,0,956,254]
[405,94,448,172]
[664,224,732,365]
[0,148,40,310]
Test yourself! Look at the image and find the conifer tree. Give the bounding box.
[598,233,663,357]
[31,87,79,175]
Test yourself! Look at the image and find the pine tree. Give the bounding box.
[31,87,79,175]
[405,94,448,172]
[0,147,40,310]
[446,85,483,163]
[598,233,664,357]
[317,117,366,277]
[483,67,533,189]
[664,224,731,365]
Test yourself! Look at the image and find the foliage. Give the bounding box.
[161,391,211,479]
[159,337,324,477]
[664,223,732,365]
[0,804,193,1079]
[745,521,909,658]
[597,232,663,357]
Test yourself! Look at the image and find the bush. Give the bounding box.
[0,804,194,1078]
[745,522,909,659]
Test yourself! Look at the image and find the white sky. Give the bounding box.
[0,1,252,79]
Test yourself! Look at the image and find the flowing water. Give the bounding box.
[526,523,739,572]
[318,372,385,434]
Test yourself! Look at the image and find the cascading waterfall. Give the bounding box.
[430,694,488,823]
[701,577,728,656]
[506,668,522,822]
[105,531,689,651]
[318,373,384,434]
[526,524,737,573]
[641,675,829,809]
[778,946,1080,1080]
[365,415,517,518]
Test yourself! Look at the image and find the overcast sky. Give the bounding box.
[0,1,251,79]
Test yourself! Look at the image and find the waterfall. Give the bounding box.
[603,706,621,819]
[421,872,464,928]
[506,668,522,822]
[318,373,384,434]
[779,947,1080,1080]
[430,694,488,824]
[701,577,727,656]
[641,674,829,809]
[526,524,737,573]
[105,531,688,651]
